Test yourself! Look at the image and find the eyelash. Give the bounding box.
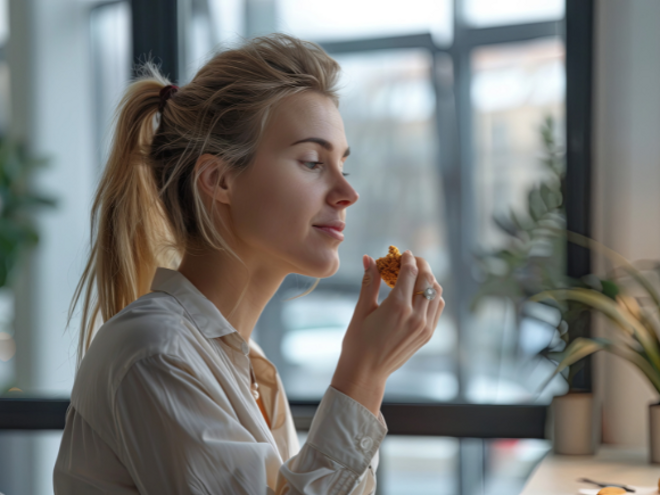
[303,161,350,177]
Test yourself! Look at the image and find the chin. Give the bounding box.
[296,251,340,278]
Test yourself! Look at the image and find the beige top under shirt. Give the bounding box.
[53,267,387,494]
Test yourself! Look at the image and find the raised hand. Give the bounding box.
[330,250,445,416]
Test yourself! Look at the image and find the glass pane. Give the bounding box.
[0,1,14,392]
[464,0,564,27]
[0,430,63,495]
[472,38,564,246]
[255,48,457,402]
[277,0,453,45]
[380,436,458,494]
[0,0,7,46]
[184,0,244,82]
[468,37,568,403]
[90,2,131,170]
[208,0,244,45]
[484,439,551,495]
[0,288,15,392]
[0,0,9,134]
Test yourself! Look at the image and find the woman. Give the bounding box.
[53,33,445,494]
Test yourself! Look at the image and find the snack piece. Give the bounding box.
[597,488,626,495]
[375,245,403,288]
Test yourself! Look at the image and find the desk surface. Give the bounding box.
[521,445,660,494]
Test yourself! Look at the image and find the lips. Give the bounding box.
[313,224,345,241]
[312,221,345,232]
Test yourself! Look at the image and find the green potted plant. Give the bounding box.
[0,137,57,392]
[532,232,660,463]
[473,115,598,455]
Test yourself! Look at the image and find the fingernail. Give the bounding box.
[405,250,412,256]
[363,255,369,271]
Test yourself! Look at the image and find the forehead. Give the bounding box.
[261,91,346,150]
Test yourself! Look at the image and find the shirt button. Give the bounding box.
[359,436,373,452]
[240,342,249,354]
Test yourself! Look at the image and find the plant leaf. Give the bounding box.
[531,288,660,372]
[536,337,606,394]
[559,229,660,312]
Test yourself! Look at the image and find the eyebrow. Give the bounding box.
[291,137,351,158]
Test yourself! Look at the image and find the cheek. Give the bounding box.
[230,167,340,276]
[232,166,316,246]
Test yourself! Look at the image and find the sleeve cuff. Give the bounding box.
[304,386,388,475]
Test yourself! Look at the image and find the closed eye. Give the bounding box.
[301,161,350,177]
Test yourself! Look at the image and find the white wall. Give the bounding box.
[593,0,660,447]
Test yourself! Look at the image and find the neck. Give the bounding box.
[177,246,287,343]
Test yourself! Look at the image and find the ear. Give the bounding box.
[194,153,236,206]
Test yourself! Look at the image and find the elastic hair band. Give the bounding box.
[159,84,179,113]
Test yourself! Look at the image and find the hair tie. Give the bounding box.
[159,84,179,113]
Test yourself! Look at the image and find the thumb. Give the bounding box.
[355,255,380,317]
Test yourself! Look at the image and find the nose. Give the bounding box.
[330,173,359,207]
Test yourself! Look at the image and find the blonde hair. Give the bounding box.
[69,33,341,367]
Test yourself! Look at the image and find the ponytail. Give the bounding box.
[68,63,181,368]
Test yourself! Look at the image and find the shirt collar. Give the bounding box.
[149,266,238,341]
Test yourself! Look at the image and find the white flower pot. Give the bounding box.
[551,392,598,455]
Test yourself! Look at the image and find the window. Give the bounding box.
[210,1,569,406]
[181,2,569,492]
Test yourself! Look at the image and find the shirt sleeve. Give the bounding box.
[277,386,388,495]
[113,353,387,495]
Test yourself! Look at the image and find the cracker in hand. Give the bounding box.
[375,245,403,288]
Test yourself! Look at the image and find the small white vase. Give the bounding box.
[551,392,598,455]
[648,402,660,464]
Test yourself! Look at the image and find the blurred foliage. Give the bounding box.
[0,137,58,289]
[472,115,660,395]
[533,242,660,395]
[472,115,567,307]
[0,138,58,395]
[471,115,595,389]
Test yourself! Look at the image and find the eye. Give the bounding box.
[301,161,350,177]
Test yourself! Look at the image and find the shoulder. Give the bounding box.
[95,291,192,360]
[71,292,198,408]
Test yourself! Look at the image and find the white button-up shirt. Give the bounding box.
[53,267,387,494]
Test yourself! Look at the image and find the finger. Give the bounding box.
[412,259,435,318]
[391,250,419,301]
[413,257,436,308]
[427,281,444,330]
[354,255,381,319]
[428,285,445,335]
[413,256,434,289]
[436,296,446,326]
